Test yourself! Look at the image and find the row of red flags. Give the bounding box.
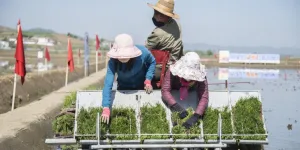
[14,19,102,85]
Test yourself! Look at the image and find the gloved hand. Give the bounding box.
[170,103,188,119]
[101,107,110,124]
[144,79,153,94]
[182,113,201,129]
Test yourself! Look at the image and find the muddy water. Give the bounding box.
[208,68,300,149]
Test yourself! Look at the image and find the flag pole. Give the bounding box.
[96,50,98,72]
[45,57,48,71]
[65,64,69,86]
[11,73,17,111]
[78,50,80,66]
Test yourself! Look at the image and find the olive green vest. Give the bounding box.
[146,18,184,67]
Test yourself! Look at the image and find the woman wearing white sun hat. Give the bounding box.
[101,34,156,124]
[161,52,209,129]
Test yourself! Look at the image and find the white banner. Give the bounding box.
[219,51,280,64]
[218,68,280,80]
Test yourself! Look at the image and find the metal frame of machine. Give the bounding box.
[45,90,268,149]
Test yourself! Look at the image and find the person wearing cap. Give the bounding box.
[146,0,184,85]
[101,34,156,124]
[161,52,209,129]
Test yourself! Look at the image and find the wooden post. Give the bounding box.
[65,65,69,86]
[96,50,98,72]
[11,73,17,111]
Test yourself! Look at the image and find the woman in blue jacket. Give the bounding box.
[101,34,156,124]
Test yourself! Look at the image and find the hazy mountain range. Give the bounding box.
[1,25,299,56]
[183,43,300,57]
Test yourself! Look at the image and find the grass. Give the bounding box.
[232,96,267,140]
[140,103,170,140]
[171,108,201,139]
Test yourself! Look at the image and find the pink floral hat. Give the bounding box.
[170,52,207,82]
[107,34,142,59]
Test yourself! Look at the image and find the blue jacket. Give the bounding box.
[102,45,156,107]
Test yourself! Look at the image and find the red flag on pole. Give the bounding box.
[45,46,50,61]
[67,38,74,72]
[96,35,100,50]
[14,19,26,85]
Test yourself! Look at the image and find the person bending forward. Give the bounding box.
[161,52,209,129]
[101,34,156,124]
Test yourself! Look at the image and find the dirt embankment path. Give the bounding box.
[0,62,105,114]
[0,68,106,150]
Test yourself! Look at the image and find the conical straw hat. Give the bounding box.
[147,0,179,19]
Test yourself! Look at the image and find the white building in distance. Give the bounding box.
[0,41,10,49]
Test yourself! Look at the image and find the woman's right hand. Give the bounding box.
[101,107,110,124]
[170,103,188,119]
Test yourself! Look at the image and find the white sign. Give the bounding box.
[218,68,280,80]
[219,50,230,63]
[37,51,43,59]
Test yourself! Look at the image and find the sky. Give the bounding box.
[0,0,299,48]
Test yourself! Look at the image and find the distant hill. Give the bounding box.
[183,43,300,56]
[0,26,14,32]
[0,25,113,50]
[26,28,56,34]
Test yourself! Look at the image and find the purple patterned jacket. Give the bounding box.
[161,69,209,115]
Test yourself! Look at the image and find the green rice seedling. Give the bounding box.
[221,107,234,140]
[77,107,108,140]
[52,114,74,136]
[140,103,170,140]
[108,107,137,140]
[171,108,201,139]
[62,92,76,109]
[202,106,233,141]
[232,96,267,140]
[203,107,219,140]
[52,93,77,136]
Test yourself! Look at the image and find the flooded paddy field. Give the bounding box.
[207,67,300,150]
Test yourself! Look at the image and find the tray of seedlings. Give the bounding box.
[107,107,137,140]
[76,107,137,140]
[76,107,108,140]
[202,106,233,141]
[232,96,267,141]
[171,108,201,140]
[140,103,170,141]
[52,92,77,138]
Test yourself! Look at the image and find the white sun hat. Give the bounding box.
[107,34,142,59]
[170,52,207,81]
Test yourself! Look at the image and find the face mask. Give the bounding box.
[152,17,165,27]
[118,58,130,63]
